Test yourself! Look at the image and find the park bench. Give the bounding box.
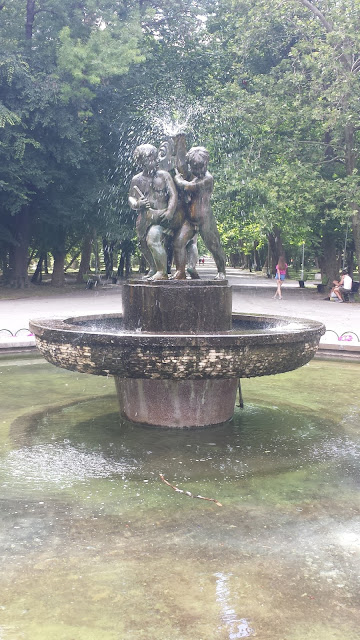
[342,281,359,303]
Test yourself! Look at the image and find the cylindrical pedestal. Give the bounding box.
[115,377,238,428]
[123,279,232,332]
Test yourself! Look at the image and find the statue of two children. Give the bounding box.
[128,143,226,280]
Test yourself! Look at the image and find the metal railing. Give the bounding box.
[323,330,360,343]
[0,328,34,337]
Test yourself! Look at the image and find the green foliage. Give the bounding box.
[57,15,145,102]
[0,0,147,283]
[0,103,21,127]
[200,0,360,274]
[1,0,360,285]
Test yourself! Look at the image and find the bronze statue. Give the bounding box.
[157,134,201,279]
[173,146,226,280]
[129,138,226,280]
[128,144,177,280]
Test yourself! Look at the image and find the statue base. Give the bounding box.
[122,279,232,332]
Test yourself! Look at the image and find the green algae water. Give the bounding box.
[0,355,359,640]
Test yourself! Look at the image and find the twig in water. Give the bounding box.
[159,474,222,507]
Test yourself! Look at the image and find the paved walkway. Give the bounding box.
[0,266,359,352]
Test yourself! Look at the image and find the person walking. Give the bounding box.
[274,256,288,299]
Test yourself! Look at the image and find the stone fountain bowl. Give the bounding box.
[29,313,325,380]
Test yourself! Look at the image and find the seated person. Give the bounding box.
[332,269,352,301]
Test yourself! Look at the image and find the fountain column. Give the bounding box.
[115,279,238,428]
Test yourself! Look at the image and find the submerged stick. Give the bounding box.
[159,474,222,507]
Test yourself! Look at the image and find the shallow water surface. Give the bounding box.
[0,355,359,639]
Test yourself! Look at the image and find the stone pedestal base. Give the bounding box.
[122,279,232,332]
[115,377,238,428]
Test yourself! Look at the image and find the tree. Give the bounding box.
[292,0,360,269]
[198,0,360,282]
[0,0,145,287]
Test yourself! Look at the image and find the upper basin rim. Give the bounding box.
[29,312,326,343]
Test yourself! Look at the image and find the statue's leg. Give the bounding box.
[140,237,156,279]
[199,216,226,278]
[186,234,200,279]
[166,238,173,275]
[146,225,168,280]
[173,221,195,279]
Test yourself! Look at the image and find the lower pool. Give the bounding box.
[0,355,359,639]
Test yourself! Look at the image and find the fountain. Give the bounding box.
[30,133,325,428]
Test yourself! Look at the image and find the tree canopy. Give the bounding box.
[1,0,359,286]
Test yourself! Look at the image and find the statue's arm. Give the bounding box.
[162,173,178,220]
[128,181,141,210]
[128,181,149,211]
[174,172,198,192]
[174,172,213,193]
[129,195,139,210]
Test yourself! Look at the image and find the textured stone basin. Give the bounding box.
[29,313,325,380]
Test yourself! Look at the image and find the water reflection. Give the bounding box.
[215,572,254,638]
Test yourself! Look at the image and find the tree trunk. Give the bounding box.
[344,123,360,272]
[268,226,284,273]
[253,241,261,270]
[318,230,340,289]
[347,250,354,278]
[8,209,30,288]
[117,251,125,278]
[0,249,10,283]
[26,0,36,40]
[125,251,131,277]
[51,250,66,287]
[31,253,44,284]
[351,208,360,274]
[229,251,241,268]
[27,248,36,267]
[93,237,100,272]
[76,234,93,283]
[65,249,81,272]
[103,238,114,279]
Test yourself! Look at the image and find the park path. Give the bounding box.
[0,266,359,350]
